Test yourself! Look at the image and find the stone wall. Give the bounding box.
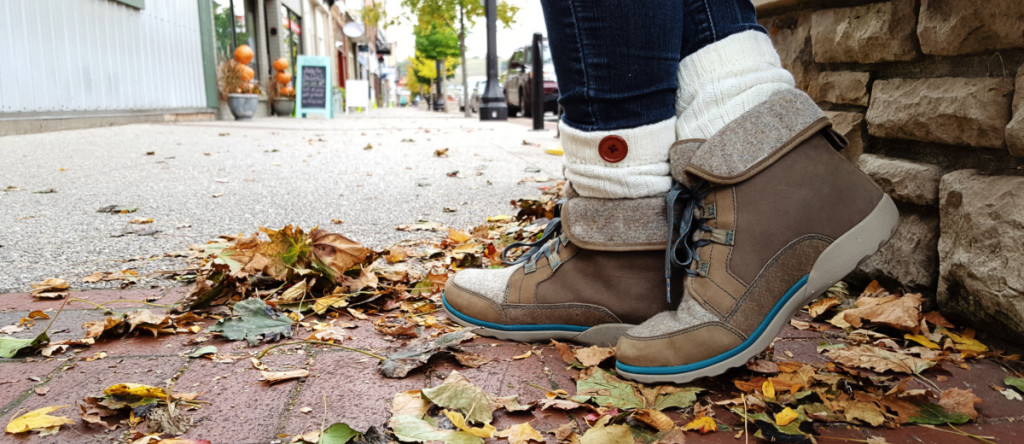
[756,0,1024,341]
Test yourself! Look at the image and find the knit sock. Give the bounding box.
[675,30,796,140]
[560,118,675,199]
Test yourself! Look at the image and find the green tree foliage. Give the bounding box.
[402,0,518,114]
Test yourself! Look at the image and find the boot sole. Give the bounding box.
[441,294,633,347]
[617,194,899,384]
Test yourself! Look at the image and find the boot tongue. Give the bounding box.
[670,89,829,187]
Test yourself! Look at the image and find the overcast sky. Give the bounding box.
[384,0,547,62]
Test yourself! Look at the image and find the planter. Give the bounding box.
[227,93,259,120]
[272,97,294,117]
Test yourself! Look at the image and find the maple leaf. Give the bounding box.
[207,298,294,345]
[840,293,922,332]
[5,405,74,434]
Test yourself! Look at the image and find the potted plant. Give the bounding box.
[271,58,295,117]
[219,45,262,121]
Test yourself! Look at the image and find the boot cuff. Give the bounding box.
[674,89,829,186]
[562,195,667,251]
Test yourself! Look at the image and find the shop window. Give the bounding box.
[280,6,302,79]
[214,0,262,78]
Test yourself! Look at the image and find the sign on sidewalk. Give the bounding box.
[295,55,332,118]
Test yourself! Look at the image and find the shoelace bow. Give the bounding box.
[665,180,713,302]
[501,200,565,266]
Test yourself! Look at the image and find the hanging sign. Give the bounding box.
[295,55,332,118]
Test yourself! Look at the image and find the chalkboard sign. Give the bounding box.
[295,55,333,118]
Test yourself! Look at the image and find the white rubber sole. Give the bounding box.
[618,195,899,384]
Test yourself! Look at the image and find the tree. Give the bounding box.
[403,0,518,116]
[414,25,461,110]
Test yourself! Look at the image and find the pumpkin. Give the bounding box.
[276,72,292,85]
[234,45,254,65]
[239,65,255,82]
[273,57,289,72]
[280,86,294,96]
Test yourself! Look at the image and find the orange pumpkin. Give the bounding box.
[273,57,289,72]
[234,45,254,65]
[276,72,292,85]
[239,65,255,82]
[280,86,294,96]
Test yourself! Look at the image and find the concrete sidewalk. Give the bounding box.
[0,109,563,293]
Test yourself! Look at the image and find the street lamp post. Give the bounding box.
[479,0,507,121]
[434,59,445,111]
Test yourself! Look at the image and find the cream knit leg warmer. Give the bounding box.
[561,118,675,199]
[675,30,796,140]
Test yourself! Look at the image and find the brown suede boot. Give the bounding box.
[615,90,898,383]
[442,188,679,346]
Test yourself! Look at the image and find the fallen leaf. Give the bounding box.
[807,296,840,318]
[380,329,475,378]
[320,422,360,444]
[30,278,69,299]
[453,352,493,368]
[904,334,940,349]
[187,346,218,358]
[580,417,631,444]
[824,344,935,374]
[938,388,982,420]
[1005,377,1024,393]
[444,410,496,438]
[682,415,717,434]
[512,350,532,360]
[129,217,154,224]
[551,341,577,365]
[775,407,799,426]
[387,414,482,444]
[261,369,309,384]
[837,400,886,426]
[421,371,496,424]
[104,383,168,400]
[34,387,50,396]
[0,332,49,358]
[575,369,644,410]
[840,293,921,332]
[633,408,674,431]
[908,403,971,425]
[5,405,74,434]
[310,228,368,282]
[573,346,614,367]
[496,422,543,444]
[390,390,430,418]
[762,380,776,398]
[208,299,294,345]
[549,423,575,440]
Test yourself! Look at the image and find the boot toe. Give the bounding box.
[442,267,518,326]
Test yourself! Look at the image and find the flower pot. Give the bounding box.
[227,93,259,120]
[272,97,294,117]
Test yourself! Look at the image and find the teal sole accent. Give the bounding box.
[615,274,809,376]
[442,292,589,333]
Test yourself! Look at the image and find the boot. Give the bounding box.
[615,90,898,383]
[442,185,681,346]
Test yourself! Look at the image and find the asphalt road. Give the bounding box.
[0,108,564,292]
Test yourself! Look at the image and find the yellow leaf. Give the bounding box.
[682,416,717,434]
[103,383,168,400]
[546,389,569,399]
[904,334,940,349]
[5,405,74,434]
[313,295,349,315]
[633,408,675,431]
[444,410,496,438]
[496,422,544,444]
[448,228,471,243]
[487,215,513,222]
[941,328,989,352]
[775,407,798,426]
[762,380,776,398]
[512,350,532,360]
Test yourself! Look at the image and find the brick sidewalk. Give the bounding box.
[1,288,1022,443]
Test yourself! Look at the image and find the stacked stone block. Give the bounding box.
[757,0,1024,340]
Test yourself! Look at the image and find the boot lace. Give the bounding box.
[665,180,713,302]
[501,200,566,269]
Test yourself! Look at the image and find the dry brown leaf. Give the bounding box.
[453,352,493,368]
[633,408,675,431]
[841,293,922,332]
[745,358,779,374]
[551,340,577,365]
[512,350,532,360]
[30,278,69,299]
[261,369,309,384]
[922,311,954,328]
[390,390,430,417]
[807,296,840,318]
[496,422,543,444]
[549,422,575,440]
[938,388,982,420]
[373,317,418,338]
[573,346,614,367]
[824,344,935,374]
[309,228,368,281]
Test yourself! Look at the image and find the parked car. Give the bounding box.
[504,41,558,117]
[464,76,487,113]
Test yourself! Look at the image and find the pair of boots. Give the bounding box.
[443,89,898,384]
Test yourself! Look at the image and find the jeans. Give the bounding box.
[540,0,764,132]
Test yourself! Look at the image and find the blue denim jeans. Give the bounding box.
[540,0,764,131]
